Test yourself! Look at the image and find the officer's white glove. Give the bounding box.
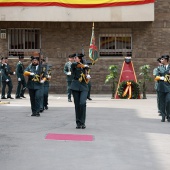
[47,75,51,78]
[18,78,21,81]
[86,74,91,79]
[160,76,165,80]
[67,72,71,75]
[6,79,9,82]
[84,64,89,68]
[30,72,35,76]
[40,80,45,83]
[13,72,16,75]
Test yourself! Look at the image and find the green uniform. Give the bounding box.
[43,66,51,110]
[16,61,26,98]
[87,80,91,99]
[64,61,73,100]
[1,63,14,99]
[24,64,44,116]
[40,64,51,111]
[153,66,162,113]
[70,62,88,127]
[156,65,170,120]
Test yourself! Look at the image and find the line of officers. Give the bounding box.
[154,55,170,122]
[0,52,51,117]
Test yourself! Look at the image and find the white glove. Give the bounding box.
[160,76,165,80]
[47,75,51,79]
[67,72,71,75]
[40,80,45,83]
[84,64,89,68]
[18,78,21,81]
[6,79,9,82]
[13,72,16,75]
[86,74,91,79]
[30,72,35,76]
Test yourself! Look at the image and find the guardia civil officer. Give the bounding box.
[24,52,46,117]
[1,57,15,99]
[15,55,27,99]
[40,59,51,110]
[70,53,91,129]
[155,55,170,122]
[153,57,162,115]
[63,54,75,102]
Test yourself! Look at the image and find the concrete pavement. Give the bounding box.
[0,94,170,170]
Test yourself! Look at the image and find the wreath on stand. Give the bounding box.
[118,80,140,99]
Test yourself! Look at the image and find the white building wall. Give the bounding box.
[0,3,154,22]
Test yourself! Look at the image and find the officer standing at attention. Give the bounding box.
[15,55,27,99]
[43,60,52,110]
[24,52,46,117]
[70,53,91,129]
[153,57,162,115]
[1,57,15,99]
[64,53,75,102]
[155,55,170,122]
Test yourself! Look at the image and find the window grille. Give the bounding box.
[8,28,41,57]
[99,34,132,57]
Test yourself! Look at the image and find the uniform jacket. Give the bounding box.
[24,64,44,90]
[156,64,170,92]
[1,63,13,82]
[64,61,73,82]
[70,62,88,91]
[16,61,25,81]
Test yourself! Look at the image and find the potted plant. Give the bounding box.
[139,64,152,99]
[105,65,118,99]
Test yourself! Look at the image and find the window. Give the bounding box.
[99,34,132,57]
[8,28,41,57]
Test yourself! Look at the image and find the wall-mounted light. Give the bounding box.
[0,29,6,39]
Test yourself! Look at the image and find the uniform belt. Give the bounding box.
[74,78,79,80]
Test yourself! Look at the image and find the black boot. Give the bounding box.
[161,116,165,122]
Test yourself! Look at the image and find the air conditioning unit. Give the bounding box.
[1,29,6,39]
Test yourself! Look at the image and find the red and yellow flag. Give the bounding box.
[0,0,155,7]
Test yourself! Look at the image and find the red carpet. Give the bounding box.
[45,133,93,141]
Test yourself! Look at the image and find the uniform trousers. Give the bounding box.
[16,79,26,97]
[67,81,72,100]
[1,80,13,98]
[159,92,170,118]
[28,88,41,114]
[39,85,44,110]
[44,86,49,107]
[72,90,88,125]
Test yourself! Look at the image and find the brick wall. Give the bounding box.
[0,0,170,95]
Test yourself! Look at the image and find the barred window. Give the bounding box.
[8,28,41,57]
[99,34,132,57]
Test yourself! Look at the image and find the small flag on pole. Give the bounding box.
[89,22,98,65]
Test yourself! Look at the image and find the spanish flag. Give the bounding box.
[0,0,155,7]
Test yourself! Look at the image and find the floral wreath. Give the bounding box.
[118,80,140,99]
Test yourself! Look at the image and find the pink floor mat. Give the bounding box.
[45,133,94,141]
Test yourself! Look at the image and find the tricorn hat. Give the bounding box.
[76,53,84,59]
[157,57,161,63]
[30,56,39,61]
[68,53,76,58]
[161,55,169,60]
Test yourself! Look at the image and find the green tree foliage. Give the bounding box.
[139,65,152,99]
[105,65,118,98]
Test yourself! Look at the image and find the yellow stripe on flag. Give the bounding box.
[0,0,151,3]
